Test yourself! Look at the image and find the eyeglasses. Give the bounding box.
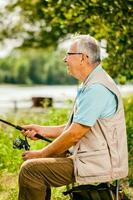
[67,52,83,55]
[66,52,88,58]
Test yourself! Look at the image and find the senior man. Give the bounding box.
[18,35,128,200]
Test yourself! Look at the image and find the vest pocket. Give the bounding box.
[76,149,111,177]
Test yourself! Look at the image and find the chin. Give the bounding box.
[67,69,72,75]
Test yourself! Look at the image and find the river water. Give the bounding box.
[0,84,133,114]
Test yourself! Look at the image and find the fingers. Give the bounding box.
[21,129,38,140]
[22,151,29,161]
[22,150,43,161]
[22,151,32,161]
[21,125,36,133]
[21,124,41,140]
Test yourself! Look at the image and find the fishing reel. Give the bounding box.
[13,136,30,150]
[0,119,51,151]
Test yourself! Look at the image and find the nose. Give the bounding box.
[63,55,67,63]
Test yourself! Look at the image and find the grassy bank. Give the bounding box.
[0,108,70,200]
[0,96,133,199]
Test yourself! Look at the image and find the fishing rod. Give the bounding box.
[0,118,52,150]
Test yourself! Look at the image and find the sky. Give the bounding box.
[0,0,9,8]
[0,0,23,57]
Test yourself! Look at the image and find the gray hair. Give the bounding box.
[72,35,101,64]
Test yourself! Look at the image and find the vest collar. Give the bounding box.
[79,64,102,92]
[83,64,103,85]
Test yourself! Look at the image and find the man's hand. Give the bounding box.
[22,150,43,161]
[21,124,65,140]
[22,124,44,140]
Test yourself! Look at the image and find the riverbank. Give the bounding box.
[0,84,133,114]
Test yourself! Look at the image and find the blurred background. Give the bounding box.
[0,0,132,200]
[0,0,132,114]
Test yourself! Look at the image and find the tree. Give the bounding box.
[0,0,132,83]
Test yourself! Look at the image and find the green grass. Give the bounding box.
[0,108,70,200]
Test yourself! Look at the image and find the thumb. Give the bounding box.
[22,151,28,157]
[21,125,33,130]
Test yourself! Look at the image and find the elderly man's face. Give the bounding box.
[63,42,84,80]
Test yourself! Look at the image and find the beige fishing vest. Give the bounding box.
[66,68,128,184]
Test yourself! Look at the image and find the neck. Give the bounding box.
[79,62,100,82]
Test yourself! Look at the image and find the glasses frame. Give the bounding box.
[66,52,89,58]
[67,52,83,55]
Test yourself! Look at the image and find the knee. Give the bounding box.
[19,160,33,186]
[20,160,32,175]
[19,159,45,189]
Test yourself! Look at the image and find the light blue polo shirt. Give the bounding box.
[73,65,118,126]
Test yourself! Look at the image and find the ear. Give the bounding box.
[85,55,90,64]
[81,54,89,64]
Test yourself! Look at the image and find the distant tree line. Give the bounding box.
[0,0,132,83]
[0,49,77,85]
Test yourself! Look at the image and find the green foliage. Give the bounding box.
[0,107,70,171]
[0,128,22,172]
[124,95,133,153]
[0,0,132,82]
[123,95,133,186]
[0,49,77,85]
[0,107,70,199]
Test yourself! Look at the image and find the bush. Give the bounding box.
[0,107,70,200]
[123,95,133,186]
[0,107,70,172]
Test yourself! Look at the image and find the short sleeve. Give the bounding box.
[73,84,116,126]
